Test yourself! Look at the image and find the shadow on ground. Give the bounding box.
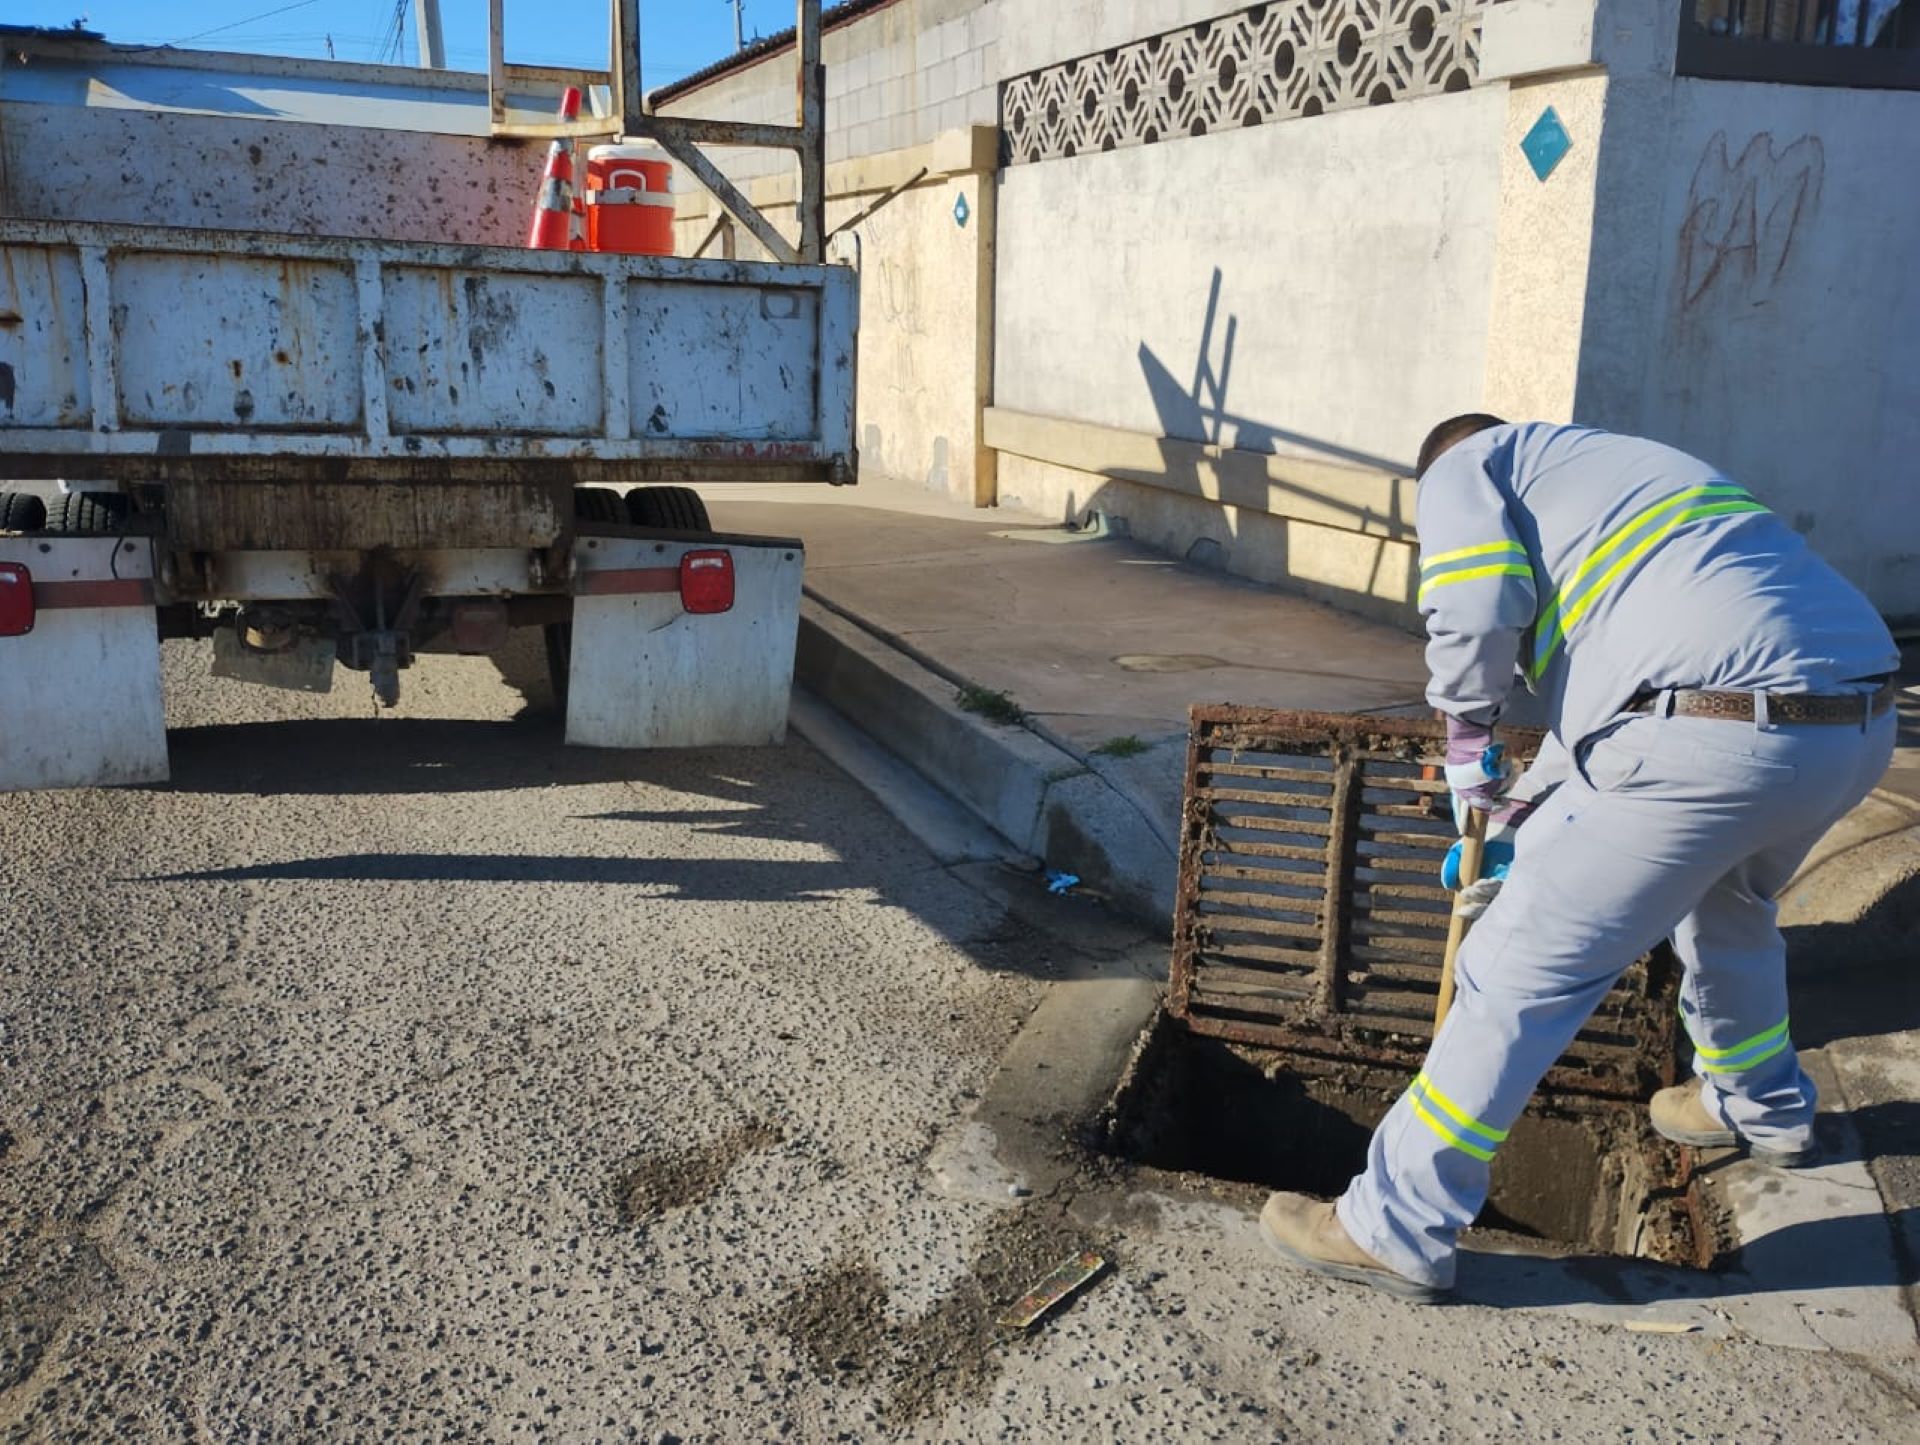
[136,701,1141,989]
[160,715,790,799]
[139,851,900,902]
[1458,1206,1920,1311]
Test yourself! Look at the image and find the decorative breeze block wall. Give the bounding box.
[1000,0,1505,164]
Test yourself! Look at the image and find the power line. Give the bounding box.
[375,0,409,65]
[164,0,326,48]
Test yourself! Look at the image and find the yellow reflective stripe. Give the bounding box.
[1700,1039,1790,1075]
[1529,493,1766,679]
[1414,1071,1508,1145]
[1531,486,1753,662]
[1689,1020,1789,1074]
[1693,1016,1789,1060]
[1559,485,1750,604]
[1528,491,1758,660]
[1558,502,1765,637]
[1409,1095,1496,1162]
[1422,539,1527,573]
[1417,563,1533,606]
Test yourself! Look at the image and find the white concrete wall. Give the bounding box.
[670,133,996,505]
[1579,78,1920,617]
[993,88,1508,474]
[657,0,998,180]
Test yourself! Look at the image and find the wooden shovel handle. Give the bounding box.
[1434,805,1487,1031]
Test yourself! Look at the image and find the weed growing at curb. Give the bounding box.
[1092,735,1149,759]
[956,684,1026,726]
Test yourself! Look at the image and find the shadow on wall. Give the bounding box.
[1788,868,1920,1048]
[1039,267,1419,613]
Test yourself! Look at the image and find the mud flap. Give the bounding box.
[0,536,168,791]
[565,534,803,749]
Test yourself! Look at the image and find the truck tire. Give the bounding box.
[548,488,623,713]
[50,490,132,533]
[0,492,48,531]
[573,486,625,524]
[626,486,710,532]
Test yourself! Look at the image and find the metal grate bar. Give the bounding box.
[1167,706,1682,1100]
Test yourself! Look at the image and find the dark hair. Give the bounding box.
[1416,413,1508,479]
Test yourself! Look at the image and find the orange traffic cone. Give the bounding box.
[527,86,586,251]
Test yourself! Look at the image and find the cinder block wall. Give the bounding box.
[655,0,998,184]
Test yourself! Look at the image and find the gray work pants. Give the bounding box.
[1338,706,1897,1288]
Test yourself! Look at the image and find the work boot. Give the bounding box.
[1648,1083,1820,1168]
[1259,1192,1445,1304]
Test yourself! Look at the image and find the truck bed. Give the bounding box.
[0,219,858,487]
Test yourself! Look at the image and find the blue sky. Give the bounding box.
[7,1,783,82]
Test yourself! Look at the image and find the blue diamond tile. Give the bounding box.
[953,191,971,228]
[1521,106,1572,182]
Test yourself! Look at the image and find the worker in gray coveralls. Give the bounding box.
[1261,416,1900,1302]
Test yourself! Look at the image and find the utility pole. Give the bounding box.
[415,0,447,69]
[729,0,747,51]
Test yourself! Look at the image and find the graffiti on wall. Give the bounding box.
[1676,130,1825,312]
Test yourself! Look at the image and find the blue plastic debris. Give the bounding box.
[1045,870,1080,895]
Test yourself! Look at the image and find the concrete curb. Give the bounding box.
[796,598,1178,929]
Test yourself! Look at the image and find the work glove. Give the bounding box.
[1442,717,1517,830]
[1442,828,1510,921]
[1440,797,1534,921]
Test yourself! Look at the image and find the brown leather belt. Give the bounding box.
[1629,682,1896,725]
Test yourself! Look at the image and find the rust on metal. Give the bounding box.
[31,577,154,609]
[575,565,679,597]
[1167,705,1681,1101]
[163,479,566,552]
[0,455,845,488]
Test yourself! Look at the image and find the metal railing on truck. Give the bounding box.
[0,220,857,489]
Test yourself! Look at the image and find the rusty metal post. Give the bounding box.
[614,0,643,136]
[487,0,508,130]
[796,0,827,264]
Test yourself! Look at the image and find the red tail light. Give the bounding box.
[679,549,735,615]
[0,563,33,637]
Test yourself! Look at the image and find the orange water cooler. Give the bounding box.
[584,144,676,256]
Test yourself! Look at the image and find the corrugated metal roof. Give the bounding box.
[647,0,905,106]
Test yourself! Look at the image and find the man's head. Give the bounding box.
[1415,413,1508,479]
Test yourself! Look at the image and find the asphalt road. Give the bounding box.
[3,641,1917,1440]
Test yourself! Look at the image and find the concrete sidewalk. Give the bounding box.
[706,480,1920,1358]
[707,478,1430,923]
[713,482,1920,933]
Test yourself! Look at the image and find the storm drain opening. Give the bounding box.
[1107,706,1713,1268]
[1102,1009,1709,1266]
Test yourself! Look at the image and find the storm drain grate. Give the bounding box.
[1168,707,1680,1101]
